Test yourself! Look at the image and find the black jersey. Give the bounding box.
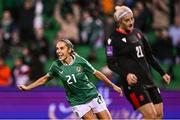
[105,28,165,88]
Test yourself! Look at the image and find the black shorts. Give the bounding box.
[123,85,163,110]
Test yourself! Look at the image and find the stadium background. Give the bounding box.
[0,0,180,119]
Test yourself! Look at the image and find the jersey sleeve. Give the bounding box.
[81,57,97,74]
[141,33,166,76]
[46,62,57,78]
[105,37,119,73]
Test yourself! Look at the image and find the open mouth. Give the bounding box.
[129,24,133,28]
[128,24,133,30]
[57,53,63,58]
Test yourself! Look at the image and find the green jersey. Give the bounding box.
[47,54,99,106]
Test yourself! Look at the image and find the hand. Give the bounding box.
[18,85,30,91]
[127,73,137,85]
[163,74,171,84]
[112,85,123,96]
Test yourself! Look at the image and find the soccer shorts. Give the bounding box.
[124,85,163,110]
[71,94,108,119]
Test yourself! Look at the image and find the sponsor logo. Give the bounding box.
[106,46,113,56]
[59,70,63,74]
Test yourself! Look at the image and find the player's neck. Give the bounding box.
[116,28,128,34]
[63,55,74,65]
[117,26,132,34]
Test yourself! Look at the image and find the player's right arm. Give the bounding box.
[54,0,65,25]
[105,37,119,73]
[18,75,51,91]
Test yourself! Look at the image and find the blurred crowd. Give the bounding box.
[0,0,179,87]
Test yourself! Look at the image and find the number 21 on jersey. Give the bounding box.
[66,74,77,84]
[136,45,144,58]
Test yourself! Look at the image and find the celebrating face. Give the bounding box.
[56,41,72,61]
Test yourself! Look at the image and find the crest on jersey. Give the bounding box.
[121,38,127,43]
[107,38,112,45]
[76,66,82,72]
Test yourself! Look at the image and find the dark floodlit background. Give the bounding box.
[0,0,180,119]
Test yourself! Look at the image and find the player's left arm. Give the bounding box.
[142,34,171,84]
[82,56,122,95]
[94,71,123,95]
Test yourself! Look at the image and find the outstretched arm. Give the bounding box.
[54,0,65,25]
[95,71,123,96]
[72,3,80,24]
[18,75,51,91]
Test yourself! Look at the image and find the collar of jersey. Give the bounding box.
[62,55,76,66]
[116,28,131,35]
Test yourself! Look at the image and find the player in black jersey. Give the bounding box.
[105,6,171,119]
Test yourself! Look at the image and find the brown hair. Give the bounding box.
[56,38,75,54]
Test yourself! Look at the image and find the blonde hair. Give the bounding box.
[114,6,133,22]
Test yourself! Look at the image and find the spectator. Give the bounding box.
[0,57,11,86]
[0,10,17,58]
[12,57,31,86]
[87,10,105,62]
[79,10,94,44]
[151,0,170,30]
[169,15,180,64]
[18,0,35,45]
[34,28,49,63]
[100,0,114,15]
[103,15,115,41]
[152,28,174,80]
[21,47,33,65]
[10,30,23,58]
[54,0,80,44]
[34,0,43,30]
[90,10,104,48]
[153,28,173,64]
[133,1,152,33]
[29,50,44,83]
[174,0,180,16]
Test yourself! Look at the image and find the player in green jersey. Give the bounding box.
[18,38,122,119]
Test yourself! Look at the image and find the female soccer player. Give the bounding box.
[105,6,171,119]
[18,39,122,120]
